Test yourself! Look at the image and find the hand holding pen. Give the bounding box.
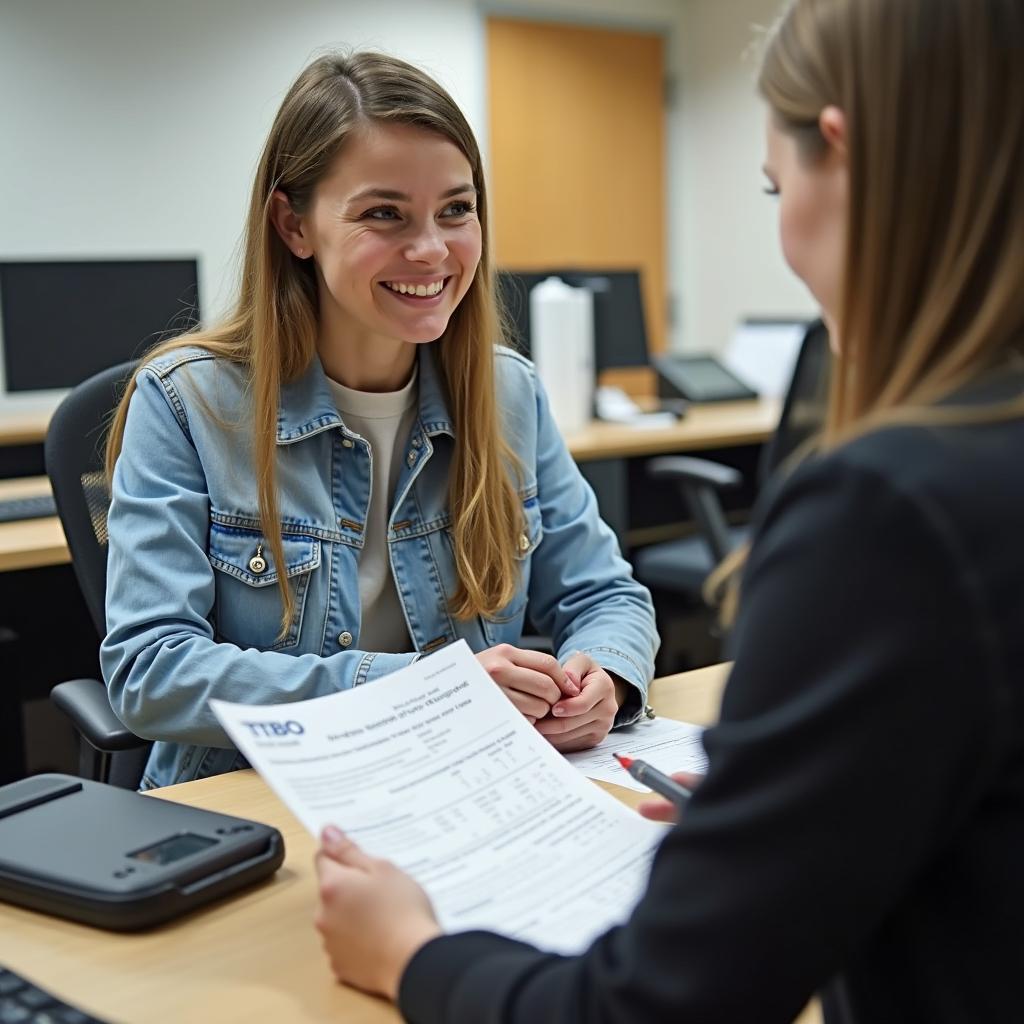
[613,753,704,824]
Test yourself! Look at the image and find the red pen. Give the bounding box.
[613,753,694,806]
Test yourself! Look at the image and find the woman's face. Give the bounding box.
[286,121,482,354]
[763,110,848,332]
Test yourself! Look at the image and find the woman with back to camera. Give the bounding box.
[313,0,1024,1020]
[101,53,657,791]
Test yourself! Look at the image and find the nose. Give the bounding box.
[403,222,448,265]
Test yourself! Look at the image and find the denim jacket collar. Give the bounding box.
[275,343,455,446]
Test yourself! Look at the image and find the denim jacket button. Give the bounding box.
[519,533,530,552]
[338,631,353,647]
[248,545,267,574]
[406,451,417,466]
[341,438,354,448]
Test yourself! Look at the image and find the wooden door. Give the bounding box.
[487,17,667,391]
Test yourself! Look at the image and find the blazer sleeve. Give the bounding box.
[397,451,1002,1024]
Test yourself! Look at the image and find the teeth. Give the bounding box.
[384,279,445,296]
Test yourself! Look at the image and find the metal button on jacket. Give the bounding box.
[519,533,530,552]
[338,631,353,648]
[341,438,354,448]
[248,545,267,574]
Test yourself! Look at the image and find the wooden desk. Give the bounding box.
[0,401,778,574]
[0,476,67,573]
[565,398,779,462]
[0,664,820,1024]
[0,410,50,448]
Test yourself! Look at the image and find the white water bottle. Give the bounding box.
[528,276,595,435]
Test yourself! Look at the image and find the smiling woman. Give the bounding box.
[98,52,658,793]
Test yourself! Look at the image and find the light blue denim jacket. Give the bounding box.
[102,343,658,790]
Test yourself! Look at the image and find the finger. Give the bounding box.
[502,687,553,719]
[535,707,601,736]
[504,646,579,696]
[637,798,680,823]
[561,652,596,682]
[544,724,606,753]
[670,772,705,790]
[490,663,564,704]
[551,684,604,718]
[319,825,375,870]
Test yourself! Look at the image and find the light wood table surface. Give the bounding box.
[0,476,67,573]
[0,409,51,448]
[0,663,820,1024]
[564,397,779,462]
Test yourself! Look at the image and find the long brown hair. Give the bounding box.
[710,0,1024,618]
[760,0,1024,440]
[106,52,524,631]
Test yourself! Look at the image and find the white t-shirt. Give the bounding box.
[327,367,419,654]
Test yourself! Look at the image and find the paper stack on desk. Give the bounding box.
[211,641,664,955]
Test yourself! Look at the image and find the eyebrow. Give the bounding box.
[347,183,477,204]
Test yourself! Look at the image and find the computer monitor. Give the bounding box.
[496,268,649,372]
[0,259,200,414]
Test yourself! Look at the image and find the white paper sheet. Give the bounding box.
[565,717,708,793]
[210,641,665,955]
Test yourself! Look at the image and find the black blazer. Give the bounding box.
[399,369,1024,1024]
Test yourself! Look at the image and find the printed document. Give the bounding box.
[565,717,708,792]
[210,641,665,955]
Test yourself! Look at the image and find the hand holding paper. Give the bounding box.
[211,641,664,956]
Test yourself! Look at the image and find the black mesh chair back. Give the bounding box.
[44,362,134,635]
[758,318,832,484]
[45,361,151,787]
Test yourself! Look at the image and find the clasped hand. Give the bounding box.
[474,644,622,753]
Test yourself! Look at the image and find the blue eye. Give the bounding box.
[442,200,476,217]
[365,206,400,220]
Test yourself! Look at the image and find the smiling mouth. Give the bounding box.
[381,277,449,299]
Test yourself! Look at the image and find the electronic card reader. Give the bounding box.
[0,774,284,931]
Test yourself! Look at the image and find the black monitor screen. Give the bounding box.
[495,268,648,372]
[0,259,200,392]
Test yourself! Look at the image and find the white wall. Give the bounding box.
[0,0,484,320]
[676,0,817,352]
[1,0,813,358]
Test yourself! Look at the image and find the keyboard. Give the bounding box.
[0,964,109,1023]
[0,493,57,524]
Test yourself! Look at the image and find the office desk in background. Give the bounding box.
[0,663,820,1024]
[0,399,780,573]
[0,477,66,573]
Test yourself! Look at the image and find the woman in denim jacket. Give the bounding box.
[101,52,658,791]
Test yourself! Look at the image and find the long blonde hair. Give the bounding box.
[106,52,524,630]
[710,0,1024,617]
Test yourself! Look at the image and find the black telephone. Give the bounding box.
[653,354,759,403]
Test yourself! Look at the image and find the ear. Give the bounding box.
[818,106,848,161]
[269,190,313,259]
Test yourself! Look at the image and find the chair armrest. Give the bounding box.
[647,457,743,564]
[646,455,743,491]
[51,678,147,753]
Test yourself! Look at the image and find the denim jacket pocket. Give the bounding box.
[481,497,543,642]
[209,523,321,651]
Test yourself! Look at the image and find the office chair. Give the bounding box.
[633,320,831,660]
[45,361,153,788]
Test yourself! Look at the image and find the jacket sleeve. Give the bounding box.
[522,369,658,724]
[101,367,417,748]
[397,453,1001,1024]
